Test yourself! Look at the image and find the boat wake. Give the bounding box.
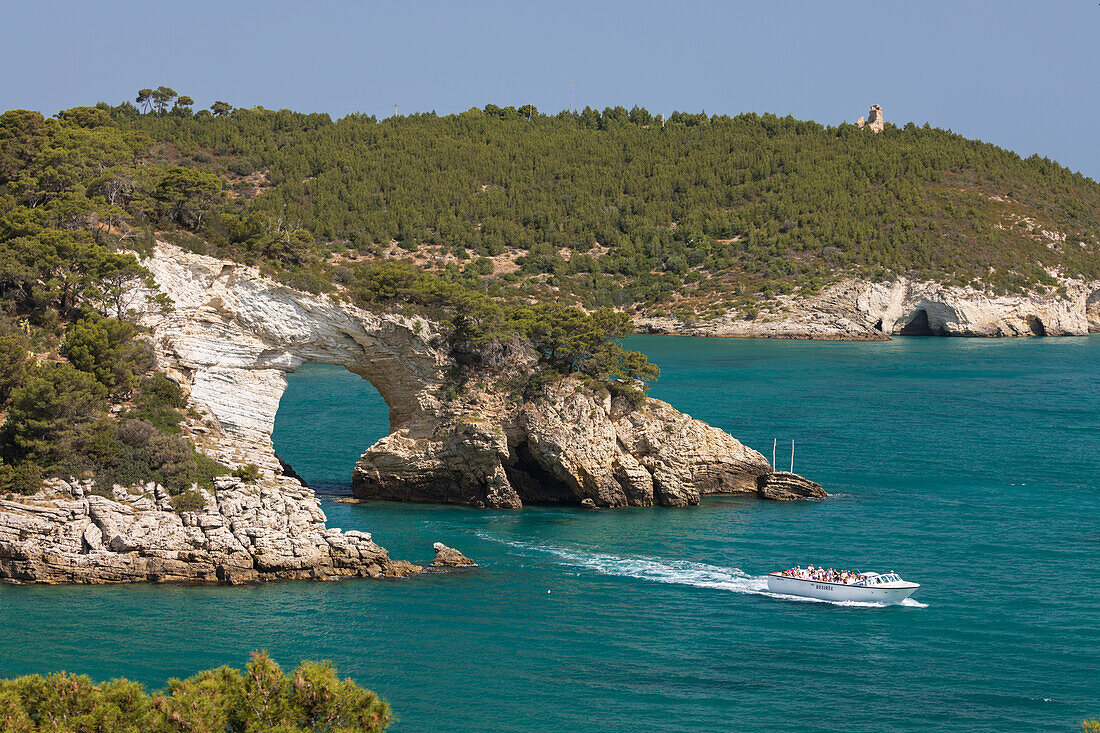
[478,534,927,608]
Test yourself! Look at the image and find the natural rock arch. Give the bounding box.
[142,246,447,477]
[143,244,823,509]
[0,244,823,586]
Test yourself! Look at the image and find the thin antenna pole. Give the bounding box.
[790,440,795,473]
[772,438,776,469]
[569,80,574,113]
[393,104,398,118]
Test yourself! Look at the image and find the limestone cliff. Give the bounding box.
[637,276,1100,339]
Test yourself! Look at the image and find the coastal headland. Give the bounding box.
[0,244,822,585]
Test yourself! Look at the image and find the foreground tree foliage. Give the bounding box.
[0,652,391,732]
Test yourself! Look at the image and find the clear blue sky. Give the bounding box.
[2,1,1097,177]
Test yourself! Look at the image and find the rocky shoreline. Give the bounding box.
[636,276,1100,339]
[0,477,420,585]
[351,378,825,508]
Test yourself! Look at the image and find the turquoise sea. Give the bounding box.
[1,336,1098,731]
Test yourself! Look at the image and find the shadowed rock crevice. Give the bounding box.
[898,308,935,336]
[502,441,578,505]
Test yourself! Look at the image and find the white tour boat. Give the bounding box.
[767,566,920,604]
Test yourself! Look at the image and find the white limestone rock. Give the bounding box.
[636,276,1100,339]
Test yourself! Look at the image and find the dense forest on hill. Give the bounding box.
[0,106,230,498]
[109,98,1100,319]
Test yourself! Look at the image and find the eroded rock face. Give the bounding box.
[0,478,419,584]
[636,276,1100,339]
[353,379,825,508]
[1087,287,1100,332]
[139,244,448,474]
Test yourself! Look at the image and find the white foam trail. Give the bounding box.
[479,533,927,609]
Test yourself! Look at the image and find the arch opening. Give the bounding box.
[272,363,391,495]
[898,308,935,336]
[1027,315,1047,337]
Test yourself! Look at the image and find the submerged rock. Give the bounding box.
[432,543,476,567]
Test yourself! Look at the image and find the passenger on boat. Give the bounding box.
[780,565,863,585]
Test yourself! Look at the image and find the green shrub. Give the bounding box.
[128,374,187,432]
[77,418,226,495]
[0,362,106,470]
[169,489,205,513]
[226,156,260,176]
[232,463,261,482]
[0,331,32,404]
[0,461,43,495]
[61,314,154,394]
[0,652,392,732]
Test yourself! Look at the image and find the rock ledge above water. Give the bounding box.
[432,543,476,567]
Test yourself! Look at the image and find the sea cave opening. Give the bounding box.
[271,363,391,495]
[897,308,936,336]
[502,440,577,505]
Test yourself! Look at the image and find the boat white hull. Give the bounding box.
[766,574,919,604]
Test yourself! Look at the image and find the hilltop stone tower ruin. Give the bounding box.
[856,104,884,133]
